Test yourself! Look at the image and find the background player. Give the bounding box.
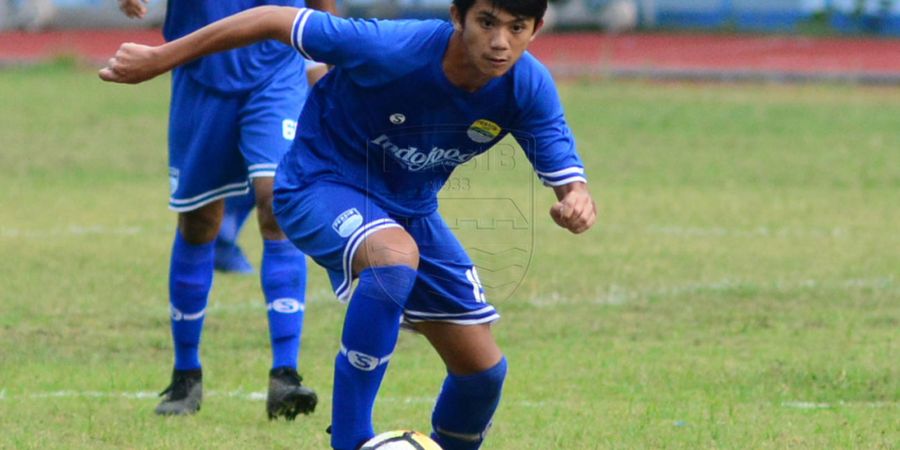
[101,0,596,447]
[115,0,335,419]
[214,58,330,274]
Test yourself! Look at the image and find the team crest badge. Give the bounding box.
[467,119,501,143]
[332,208,363,238]
[168,167,179,194]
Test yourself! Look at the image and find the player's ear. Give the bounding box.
[450,4,463,31]
[530,19,544,41]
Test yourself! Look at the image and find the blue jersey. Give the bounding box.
[276,9,587,218]
[164,0,306,93]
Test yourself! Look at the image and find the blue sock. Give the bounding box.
[331,265,418,450]
[261,239,307,370]
[431,357,508,450]
[169,232,215,371]
[217,191,255,247]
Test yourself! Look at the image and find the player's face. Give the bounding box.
[455,0,543,78]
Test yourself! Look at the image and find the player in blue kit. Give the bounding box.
[215,60,331,275]
[101,0,596,447]
[115,0,334,419]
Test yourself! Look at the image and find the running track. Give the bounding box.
[1,29,899,83]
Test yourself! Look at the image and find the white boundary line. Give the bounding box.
[0,223,870,240]
[527,276,897,307]
[0,390,551,408]
[0,390,893,410]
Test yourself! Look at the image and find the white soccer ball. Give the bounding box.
[360,430,442,450]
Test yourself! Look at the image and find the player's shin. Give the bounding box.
[331,265,418,450]
[431,357,508,450]
[169,231,215,370]
[261,239,307,369]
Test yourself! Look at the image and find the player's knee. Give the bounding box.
[355,229,420,272]
[178,203,222,244]
[376,242,419,270]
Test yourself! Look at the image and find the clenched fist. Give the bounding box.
[550,182,596,234]
[98,43,167,84]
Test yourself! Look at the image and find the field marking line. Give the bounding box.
[781,401,832,409]
[0,225,154,239]
[781,401,897,410]
[640,224,850,239]
[0,390,551,408]
[1,390,894,410]
[115,276,896,315]
[528,275,897,307]
[1,222,877,240]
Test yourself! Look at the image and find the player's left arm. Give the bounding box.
[550,181,596,234]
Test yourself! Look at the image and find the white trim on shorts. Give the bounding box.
[403,305,500,325]
[248,163,278,179]
[334,218,403,302]
[168,182,250,212]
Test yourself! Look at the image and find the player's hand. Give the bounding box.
[550,183,597,234]
[98,43,164,84]
[118,0,149,19]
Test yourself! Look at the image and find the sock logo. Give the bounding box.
[268,298,304,314]
[170,306,205,321]
[347,351,379,371]
[341,345,392,372]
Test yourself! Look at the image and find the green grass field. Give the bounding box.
[1,62,898,449]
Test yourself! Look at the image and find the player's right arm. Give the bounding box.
[99,6,299,84]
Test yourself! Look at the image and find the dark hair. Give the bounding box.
[452,0,548,24]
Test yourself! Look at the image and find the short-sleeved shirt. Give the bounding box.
[275,9,587,218]
[163,0,306,93]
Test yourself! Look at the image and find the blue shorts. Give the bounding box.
[273,180,500,325]
[167,67,308,212]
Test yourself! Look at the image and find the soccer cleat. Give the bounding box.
[213,240,254,274]
[154,369,203,416]
[266,367,317,420]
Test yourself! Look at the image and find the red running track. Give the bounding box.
[1,29,899,82]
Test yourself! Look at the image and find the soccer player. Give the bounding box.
[100,0,597,447]
[115,0,335,419]
[215,59,331,275]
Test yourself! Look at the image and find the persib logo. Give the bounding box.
[372,135,477,172]
[332,208,363,238]
[467,119,501,143]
